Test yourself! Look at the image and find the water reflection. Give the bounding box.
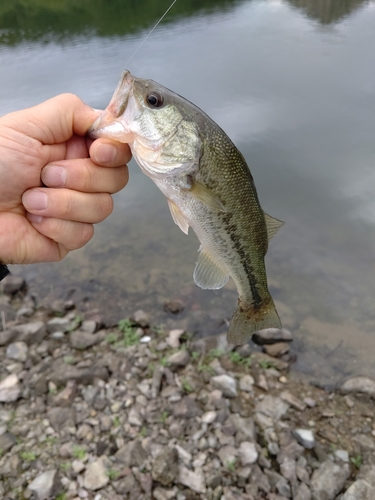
[1,0,375,385]
[287,0,369,24]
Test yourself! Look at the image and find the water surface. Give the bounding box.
[1,0,375,385]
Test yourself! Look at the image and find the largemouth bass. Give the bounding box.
[89,70,283,345]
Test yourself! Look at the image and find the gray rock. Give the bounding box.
[0,374,21,402]
[166,329,185,348]
[173,396,202,418]
[6,341,28,362]
[280,391,307,411]
[113,472,141,496]
[211,374,237,398]
[263,342,290,357]
[295,483,312,500]
[47,317,71,334]
[238,441,258,465]
[255,395,289,421]
[352,434,375,451]
[10,321,46,345]
[340,376,375,398]
[115,439,147,467]
[167,350,190,370]
[153,486,177,500]
[0,454,21,477]
[252,328,293,345]
[178,465,206,493]
[335,449,349,463]
[28,470,62,500]
[133,309,150,327]
[49,359,109,387]
[0,431,16,453]
[69,329,106,349]
[47,407,76,432]
[152,447,179,486]
[276,476,292,498]
[341,480,374,500]
[81,320,98,333]
[293,429,315,449]
[277,441,305,464]
[280,457,297,483]
[239,374,255,392]
[310,460,350,500]
[83,459,109,490]
[2,275,26,295]
[218,445,237,467]
[358,465,375,488]
[0,303,16,328]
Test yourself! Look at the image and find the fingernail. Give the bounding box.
[42,166,67,187]
[23,191,48,211]
[94,143,117,163]
[26,213,43,224]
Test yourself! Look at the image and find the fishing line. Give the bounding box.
[125,0,178,67]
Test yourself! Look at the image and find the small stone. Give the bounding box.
[276,476,291,497]
[211,375,237,398]
[344,395,355,408]
[47,317,71,334]
[280,391,306,411]
[293,429,315,449]
[352,434,375,451]
[340,376,375,398]
[6,341,28,362]
[294,482,312,500]
[218,445,237,467]
[11,321,46,345]
[238,441,258,465]
[311,460,350,500]
[335,449,349,463]
[173,396,202,418]
[133,309,149,328]
[255,395,289,421]
[0,373,21,402]
[164,299,184,314]
[153,486,177,500]
[47,407,76,432]
[304,397,317,408]
[263,342,290,357]
[167,350,190,370]
[341,479,374,500]
[152,447,179,486]
[72,460,86,474]
[201,410,217,424]
[0,431,17,453]
[69,330,106,350]
[252,328,293,345]
[83,459,109,490]
[128,407,143,426]
[178,465,206,493]
[115,439,147,467]
[81,320,98,334]
[239,374,255,392]
[166,329,185,348]
[2,275,26,295]
[28,469,63,500]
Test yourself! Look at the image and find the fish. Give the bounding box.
[89,70,284,345]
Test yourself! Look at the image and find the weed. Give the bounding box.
[191,351,200,362]
[56,494,67,500]
[63,355,75,365]
[207,348,224,361]
[139,426,148,438]
[113,416,121,427]
[181,378,193,393]
[105,332,118,344]
[229,351,252,368]
[160,411,169,423]
[226,458,237,472]
[118,318,140,347]
[160,356,170,367]
[72,446,86,460]
[67,314,83,332]
[197,364,215,375]
[44,436,59,445]
[107,469,121,481]
[20,451,37,461]
[152,324,165,335]
[0,449,3,457]
[60,462,71,472]
[351,455,363,469]
[259,358,276,370]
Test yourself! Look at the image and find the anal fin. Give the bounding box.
[264,212,285,241]
[167,199,189,235]
[193,247,229,290]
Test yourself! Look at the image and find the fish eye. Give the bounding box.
[146,92,164,108]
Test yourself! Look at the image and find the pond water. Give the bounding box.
[1,0,375,385]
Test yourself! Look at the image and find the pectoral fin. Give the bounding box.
[167,199,189,235]
[264,212,285,241]
[189,180,226,212]
[193,247,229,289]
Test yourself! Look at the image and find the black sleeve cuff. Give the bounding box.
[0,264,10,282]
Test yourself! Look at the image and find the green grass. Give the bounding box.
[118,318,140,347]
[229,351,252,368]
[351,454,362,469]
[72,445,86,460]
[226,458,237,472]
[60,462,71,472]
[259,358,276,369]
[107,468,121,480]
[56,494,67,500]
[181,378,193,393]
[20,451,37,461]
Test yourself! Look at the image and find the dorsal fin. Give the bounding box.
[264,212,284,241]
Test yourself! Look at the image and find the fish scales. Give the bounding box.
[89,70,283,344]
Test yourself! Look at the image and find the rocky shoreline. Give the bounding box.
[0,275,375,500]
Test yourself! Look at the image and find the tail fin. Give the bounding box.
[227,299,281,345]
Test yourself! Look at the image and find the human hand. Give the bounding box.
[0,94,130,265]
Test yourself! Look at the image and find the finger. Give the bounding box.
[64,135,89,160]
[41,159,128,194]
[89,138,132,167]
[27,214,94,251]
[22,188,114,224]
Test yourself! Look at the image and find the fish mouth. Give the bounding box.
[88,69,135,142]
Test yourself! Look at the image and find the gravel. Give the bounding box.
[0,276,375,499]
